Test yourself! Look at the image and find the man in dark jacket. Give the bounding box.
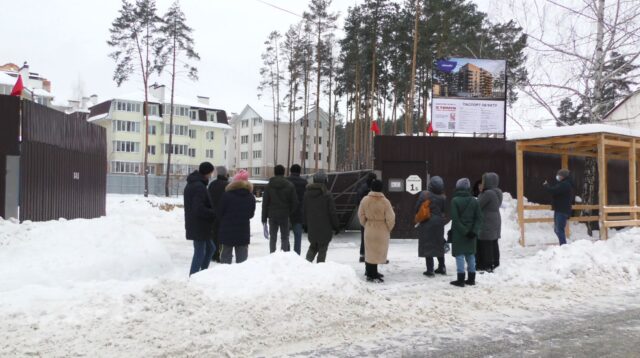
[207,166,229,262]
[356,172,377,262]
[263,165,298,253]
[544,169,574,246]
[304,171,340,263]
[184,162,216,276]
[287,164,307,255]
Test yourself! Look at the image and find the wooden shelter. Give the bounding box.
[509,124,640,245]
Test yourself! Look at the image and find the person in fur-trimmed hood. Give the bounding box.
[217,170,256,264]
[303,171,340,263]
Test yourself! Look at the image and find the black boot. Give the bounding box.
[465,272,476,286]
[424,257,435,277]
[450,273,465,287]
[434,257,446,275]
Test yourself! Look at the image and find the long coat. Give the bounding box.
[477,173,503,241]
[358,192,396,264]
[450,189,482,257]
[183,171,215,241]
[416,191,447,257]
[303,183,340,244]
[217,180,256,246]
[208,175,229,238]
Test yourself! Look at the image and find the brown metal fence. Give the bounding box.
[374,136,628,238]
[0,96,21,219]
[0,95,106,221]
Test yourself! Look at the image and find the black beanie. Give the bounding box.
[370,179,383,192]
[199,162,214,175]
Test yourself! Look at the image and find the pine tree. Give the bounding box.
[108,0,163,197]
[157,0,200,197]
[258,31,284,165]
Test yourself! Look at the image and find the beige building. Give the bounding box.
[228,104,336,178]
[88,84,230,176]
[604,90,640,130]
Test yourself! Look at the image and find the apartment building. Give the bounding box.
[0,62,55,106]
[457,63,494,98]
[604,90,640,130]
[88,84,230,176]
[228,104,335,178]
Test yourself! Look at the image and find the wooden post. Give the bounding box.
[631,139,637,222]
[516,143,525,246]
[562,154,571,238]
[597,134,608,240]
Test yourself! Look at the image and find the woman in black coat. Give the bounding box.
[217,170,256,264]
[415,176,447,277]
[476,172,503,272]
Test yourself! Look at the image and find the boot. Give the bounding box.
[424,257,435,277]
[434,257,446,275]
[450,273,465,287]
[423,271,435,277]
[465,272,476,286]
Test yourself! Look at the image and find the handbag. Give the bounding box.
[414,193,431,224]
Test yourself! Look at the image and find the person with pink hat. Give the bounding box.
[216,169,256,264]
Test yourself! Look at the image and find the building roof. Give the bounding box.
[113,90,222,111]
[507,123,640,141]
[604,90,640,120]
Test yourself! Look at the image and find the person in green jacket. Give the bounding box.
[303,171,340,263]
[449,178,483,287]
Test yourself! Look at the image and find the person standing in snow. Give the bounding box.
[356,172,377,262]
[287,164,307,255]
[217,170,256,264]
[476,173,503,272]
[262,165,298,253]
[184,162,216,276]
[449,178,482,287]
[544,169,574,246]
[303,171,340,263]
[415,176,447,277]
[358,179,395,283]
[207,166,229,262]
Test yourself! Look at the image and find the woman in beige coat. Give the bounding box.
[358,179,396,282]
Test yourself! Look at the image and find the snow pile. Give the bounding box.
[0,216,173,292]
[191,252,363,300]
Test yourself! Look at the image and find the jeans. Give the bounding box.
[554,212,569,245]
[292,223,303,255]
[455,254,476,274]
[306,241,330,263]
[220,244,248,264]
[269,217,290,253]
[190,239,215,276]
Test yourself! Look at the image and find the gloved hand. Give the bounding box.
[466,231,476,239]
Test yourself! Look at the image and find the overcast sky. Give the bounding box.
[3,0,494,117]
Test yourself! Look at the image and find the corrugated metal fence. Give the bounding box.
[0,95,106,221]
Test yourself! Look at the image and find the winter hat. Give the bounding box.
[216,166,228,177]
[313,171,328,184]
[557,169,570,179]
[290,164,302,174]
[366,172,377,186]
[198,162,214,175]
[456,178,471,190]
[370,179,383,192]
[274,165,285,176]
[428,176,444,194]
[234,169,249,182]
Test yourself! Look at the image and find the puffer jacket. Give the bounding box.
[183,171,215,240]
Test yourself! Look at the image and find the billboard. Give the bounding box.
[431,57,507,134]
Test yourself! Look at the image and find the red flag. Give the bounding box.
[10,75,24,97]
[427,121,434,135]
[371,121,381,135]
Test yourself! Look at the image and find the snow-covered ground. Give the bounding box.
[1,193,639,357]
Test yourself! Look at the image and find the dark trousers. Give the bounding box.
[220,244,248,264]
[292,223,303,255]
[554,212,569,245]
[365,262,379,278]
[359,226,365,257]
[269,217,290,253]
[189,239,215,276]
[211,221,221,261]
[306,241,330,263]
[425,256,445,272]
[476,240,494,271]
[492,240,500,268]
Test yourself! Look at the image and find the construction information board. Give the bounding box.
[431,98,505,133]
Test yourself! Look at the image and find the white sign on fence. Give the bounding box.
[405,175,422,195]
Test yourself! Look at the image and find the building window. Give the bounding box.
[206,131,215,140]
[241,152,248,160]
[115,101,141,113]
[149,125,157,135]
[253,133,262,142]
[241,120,249,128]
[164,124,189,136]
[112,120,140,133]
[207,111,217,122]
[169,164,191,175]
[188,148,196,157]
[252,118,262,126]
[190,110,197,120]
[314,152,322,160]
[146,165,156,175]
[314,137,323,144]
[206,149,214,158]
[163,104,190,117]
[253,150,262,159]
[189,129,197,139]
[111,161,141,174]
[113,141,140,153]
[148,104,159,116]
[253,167,261,176]
[147,145,156,155]
[163,144,188,155]
[301,151,309,160]
[241,135,249,144]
